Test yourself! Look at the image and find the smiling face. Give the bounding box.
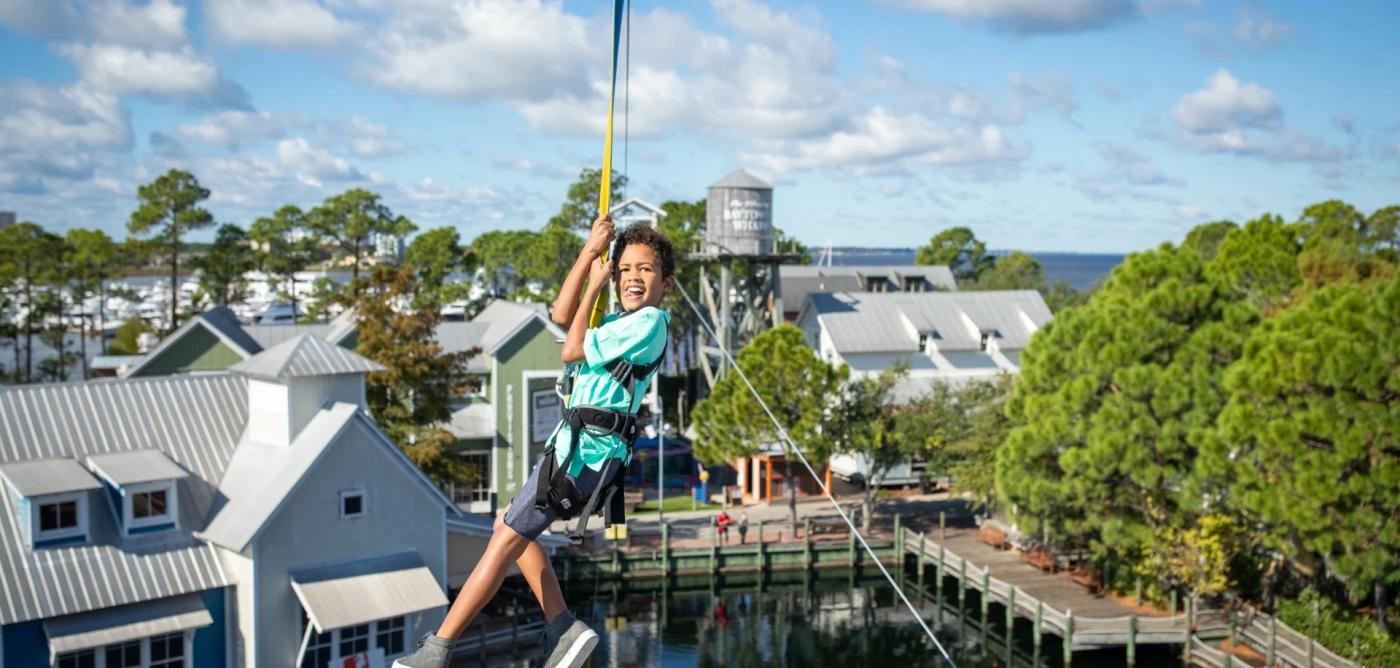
[615,242,674,311]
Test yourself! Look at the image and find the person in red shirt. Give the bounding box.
[716,510,732,545]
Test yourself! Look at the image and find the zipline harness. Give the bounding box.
[535,335,667,544]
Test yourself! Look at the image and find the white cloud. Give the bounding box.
[0,81,130,191]
[207,0,358,48]
[276,137,366,188]
[1232,7,1295,49]
[875,0,1186,35]
[345,116,407,158]
[178,111,295,147]
[1172,70,1351,164]
[0,0,186,49]
[57,43,250,108]
[1172,69,1278,133]
[740,107,1024,175]
[1174,204,1207,220]
[1008,71,1078,120]
[367,0,594,102]
[1073,143,1181,200]
[1188,7,1296,56]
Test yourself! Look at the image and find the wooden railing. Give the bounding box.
[902,530,1361,667]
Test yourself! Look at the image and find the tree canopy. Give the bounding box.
[127,169,214,330]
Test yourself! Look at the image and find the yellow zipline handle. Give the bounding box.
[588,0,627,329]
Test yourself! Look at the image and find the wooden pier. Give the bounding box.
[558,514,1362,667]
[900,523,1360,668]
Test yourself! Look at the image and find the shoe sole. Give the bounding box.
[552,628,599,668]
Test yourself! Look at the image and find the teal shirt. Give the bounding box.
[553,306,671,475]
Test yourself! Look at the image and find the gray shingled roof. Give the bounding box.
[230,334,385,380]
[802,290,1051,354]
[0,374,245,625]
[86,449,189,487]
[710,168,772,190]
[0,458,103,497]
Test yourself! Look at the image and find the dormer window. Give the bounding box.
[124,481,178,535]
[40,498,79,532]
[0,458,102,549]
[86,450,187,537]
[979,329,1002,352]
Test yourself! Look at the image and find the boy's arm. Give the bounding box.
[550,215,614,328]
[561,256,612,363]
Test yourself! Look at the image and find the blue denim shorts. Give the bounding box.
[503,454,603,540]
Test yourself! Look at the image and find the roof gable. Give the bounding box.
[230,334,385,380]
[123,307,264,378]
[197,404,459,553]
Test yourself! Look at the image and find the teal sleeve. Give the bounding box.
[584,307,665,370]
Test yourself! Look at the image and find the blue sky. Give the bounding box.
[1,0,1397,253]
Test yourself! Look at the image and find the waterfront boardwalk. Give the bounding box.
[559,498,1359,668]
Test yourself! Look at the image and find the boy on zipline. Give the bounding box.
[395,215,675,668]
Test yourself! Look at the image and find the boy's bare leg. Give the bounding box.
[435,516,532,639]
[516,540,567,620]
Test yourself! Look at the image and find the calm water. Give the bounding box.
[561,575,1179,668]
[820,249,1125,292]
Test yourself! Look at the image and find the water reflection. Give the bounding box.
[563,575,1179,668]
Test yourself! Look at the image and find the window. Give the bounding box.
[122,481,177,536]
[301,612,333,668]
[34,493,86,547]
[104,640,141,668]
[40,500,79,532]
[132,490,167,519]
[57,650,95,668]
[339,623,370,657]
[376,616,406,656]
[341,488,366,518]
[149,632,184,668]
[462,374,487,398]
[449,452,491,504]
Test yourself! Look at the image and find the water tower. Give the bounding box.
[690,169,801,387]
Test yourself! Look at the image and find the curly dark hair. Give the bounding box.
[613,224,677,278]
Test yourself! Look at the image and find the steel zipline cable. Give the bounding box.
[673,282,959,668]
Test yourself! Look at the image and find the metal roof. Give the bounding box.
[779,264,958,314]
[0,458,102,497]
[0,374,244,625]
[230,334,385,380]
[471,299,564,354]
[86,449,189,487]
[121,307,262,378]
[244,323,334,349]
[197,404,461,553]
[197,403,360,552]
[802,290,1052,354]
[448,402,495,441]
[290,550,447,632]
[43,593,212,654]
[709,169,772,190]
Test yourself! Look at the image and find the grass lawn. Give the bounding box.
[631,495,724,515]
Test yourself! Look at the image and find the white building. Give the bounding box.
[0,335,500,667]
[795,290,1053,485]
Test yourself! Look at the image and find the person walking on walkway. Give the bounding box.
[737,512,749,544]
[716,510,732,545]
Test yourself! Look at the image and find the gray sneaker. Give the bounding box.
[392,632,454,668]
[543,613,598,668]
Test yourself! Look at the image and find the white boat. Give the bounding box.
[255,302,302,325]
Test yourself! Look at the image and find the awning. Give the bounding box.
[44,594,212,655]
[291,551,447,632]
